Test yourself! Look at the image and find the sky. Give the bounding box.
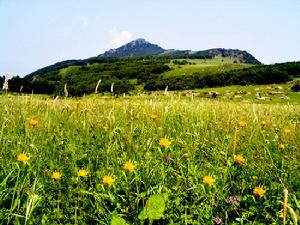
[1,0,300,77]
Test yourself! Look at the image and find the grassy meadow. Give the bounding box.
[0,90,299,224]
[162,57,252,78]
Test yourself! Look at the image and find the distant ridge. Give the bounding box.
[99,38,261,64]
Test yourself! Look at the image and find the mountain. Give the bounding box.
[99,38,261,64]
[99,38,165,57]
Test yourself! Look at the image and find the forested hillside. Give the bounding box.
[1,59,299,96]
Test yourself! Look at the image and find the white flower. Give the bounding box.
[29,144,35,148]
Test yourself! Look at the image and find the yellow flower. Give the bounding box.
[159,138,171,148]
[252,176,258,180]
[239,120,247,128]
[17,153,29,164]
[77,169,88,177]
[51,171,62,180]
[279,144,285,149]
[102,124,109,130]
[150,114,158,121]
[29,119,38,127]
[261,121,267,127]
[284,128,291,134]
[234,154,245,165]
[253,186,266,197]
[103,175,114,185]
[123,162,136,172]
[203,175,215,185]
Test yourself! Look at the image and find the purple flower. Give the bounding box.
[227,196,240,204]
[215,217,222,224]
[163,154,173,163]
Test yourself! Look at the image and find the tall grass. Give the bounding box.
[0,94,299,224]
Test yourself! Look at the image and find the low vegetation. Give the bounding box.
[0,92,299,224]
[1,58,299,97]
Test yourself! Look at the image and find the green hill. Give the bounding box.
[1,38,300,96]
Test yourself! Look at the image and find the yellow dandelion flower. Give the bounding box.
[253,186,266,197]
[159,138,171,148]
[203,175,215,185]
[261,121,267,127]
[239,120,247,128]
[51,171,62,180]
[17,153,29,164]
[77,169,88,177]
[284,128,291,134]
[102,124,109,130]
[150,114,158,121]
[29,119,38,127]
[279,144,285,149]
[123,162,136,172]
[234,154,245,165]
[103,175,114,185]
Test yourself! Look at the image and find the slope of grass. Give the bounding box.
[162,57,252,78]
[0,93,299,224]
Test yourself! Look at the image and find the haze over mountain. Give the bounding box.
[99,38,261,64]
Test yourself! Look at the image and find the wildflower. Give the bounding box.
[103,175,114,185]
[29,144,35,148]
[77,169,88,177]
[159,138,170,148]
[227,196,240,204]
[203,175,215,186]
[261,121,267,127]
[279,144,285,149]
[29,119,38,127]
[17,153,29,164]
[252,176,258,180]
[253,186,265,197]
[234,154,245,165]
[51,171,62,180]
[150,114,158,121]
[239,120,247,128]
[284,128,291,134]
[215,217,222,224]
[102,124,109,130]
[163,154,173,163]
[123,162,136,172]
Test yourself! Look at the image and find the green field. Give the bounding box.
[0,89,299,224]
[162,57,252,78]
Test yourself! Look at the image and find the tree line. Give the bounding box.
[1,59,299,96]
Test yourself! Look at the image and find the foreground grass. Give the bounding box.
[0,94,299,224]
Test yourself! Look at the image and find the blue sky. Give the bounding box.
[1,0,300,77]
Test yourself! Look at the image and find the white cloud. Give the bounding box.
[110,28,133,48]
